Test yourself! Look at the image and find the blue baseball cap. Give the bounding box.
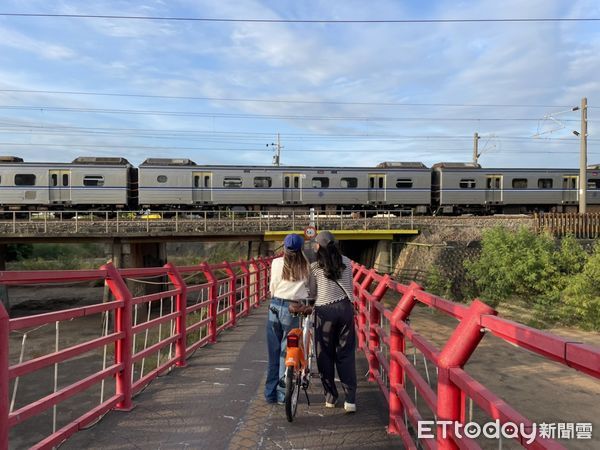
[283,234,304,252]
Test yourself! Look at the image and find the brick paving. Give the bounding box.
[63,304,402,450]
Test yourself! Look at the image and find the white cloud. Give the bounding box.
[0,26,77,60]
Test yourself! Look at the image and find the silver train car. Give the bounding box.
[432,163,600,214]
[3,155,600,214]
[138,159,431,211]
[0,156,134,210]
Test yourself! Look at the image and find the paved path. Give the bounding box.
[64,304,401,450]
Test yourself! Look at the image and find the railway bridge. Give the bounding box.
[0,256,599,449]
[0,208,417,311]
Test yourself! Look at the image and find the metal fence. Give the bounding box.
[535,212,600,239]
[352,263,600,450]
[0,209,415,236]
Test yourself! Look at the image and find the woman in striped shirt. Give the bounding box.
[309,231,357,413]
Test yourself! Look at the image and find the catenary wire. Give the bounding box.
[0,13,598,24]
[0,89,581,109]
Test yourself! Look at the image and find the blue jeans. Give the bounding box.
[265,297,299,403]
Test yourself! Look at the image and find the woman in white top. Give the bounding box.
[265,233,310,404]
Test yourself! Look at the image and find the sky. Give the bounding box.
[0,0,598,168]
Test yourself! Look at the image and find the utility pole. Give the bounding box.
[472,132,480,164]
[267,133,283,166]
[578,98,588,213]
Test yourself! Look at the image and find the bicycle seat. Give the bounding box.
[288,303,313,316]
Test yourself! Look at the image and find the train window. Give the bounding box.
[15,174,36,186]
[396,178,413,189]
[62,174,69,186]
[538,178,553,189]
[588,179,600,189]
[512,178,528,189]
[204,176,210,188]
[254,177,272,188]
[83,175,105,187]
[51,174,58,187]
[369,178,375,188]
[341,177,358,188]
[379,178,384,188]
[157,175,168,183]
[223,177,242,188]
[294,177,299,188]
[312,177,329,188]
[459,179,476,189]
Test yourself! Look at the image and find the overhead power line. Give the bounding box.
[0,120,593,141]
[0,13,598,24]
[0,89,577,109]
[3,142,599,155]
[0,105,584,122]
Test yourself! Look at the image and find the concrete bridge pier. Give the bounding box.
[248,240,277,259]
[373,240,393,273]
[104,239,168,305]
[340,239,396,274]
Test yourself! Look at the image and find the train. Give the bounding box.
[1,156,600,214]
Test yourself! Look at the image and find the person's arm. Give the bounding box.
[308,269,317,300]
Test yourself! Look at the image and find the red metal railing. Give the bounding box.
[0,256,273,450]
[352,262,600,450]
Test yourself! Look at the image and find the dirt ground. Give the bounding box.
[5,287,600,449]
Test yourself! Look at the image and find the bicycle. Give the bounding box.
[283,299,315,422]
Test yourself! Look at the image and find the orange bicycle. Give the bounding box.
[283,299,315,422]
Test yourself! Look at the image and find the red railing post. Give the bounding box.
[367,274,390,382]
[256,258,266,302]
[436,299,496,449]
[239,261,251,316]
[200,262,218,344]
[165,263,187,368]
[0,303,8,450]
[102,263,134,411]
[388,282,422,435]
[223,262,237,327]
[357,270,375,350]
[249,258,260,307]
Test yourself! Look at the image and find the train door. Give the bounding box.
[562,176,578,203]
[49,170,71,203]
[368,174,386,203]
[485,175,503,204]
[283,173,303,203]
[192,172,212,203]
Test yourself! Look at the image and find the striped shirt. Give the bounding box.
[309,256,354,306]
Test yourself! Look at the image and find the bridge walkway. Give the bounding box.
[63,303,398,450]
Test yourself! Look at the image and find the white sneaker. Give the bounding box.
[325,401,336,408]
[344,402,356,413]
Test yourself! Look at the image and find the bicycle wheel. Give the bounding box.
[285,366,300,422]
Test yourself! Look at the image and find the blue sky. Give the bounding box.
[0,0,598,168]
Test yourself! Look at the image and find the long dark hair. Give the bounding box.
[316,242,346,280]
[282,249,310,281]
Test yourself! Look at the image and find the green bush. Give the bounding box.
[425,266,453,299]
[560,242,600,331]
[464,227,559,307]
[463,227,600,329]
